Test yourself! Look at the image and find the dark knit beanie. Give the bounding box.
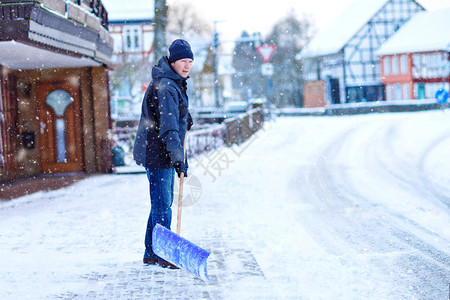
[168,39,194,63]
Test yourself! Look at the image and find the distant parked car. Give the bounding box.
[223,101,251,114]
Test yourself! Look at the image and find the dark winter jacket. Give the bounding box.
[133,56,189,169]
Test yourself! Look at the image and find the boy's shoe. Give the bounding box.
[143,257,158,265]
[158,261,179,269]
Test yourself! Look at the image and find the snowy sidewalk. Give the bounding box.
[0,171,269,299]
[1,110,450,299]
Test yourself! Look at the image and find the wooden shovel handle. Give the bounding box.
[176,135,187,235]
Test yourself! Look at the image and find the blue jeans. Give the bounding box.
[144,168,175,261]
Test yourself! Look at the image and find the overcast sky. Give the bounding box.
[168,0,449,41]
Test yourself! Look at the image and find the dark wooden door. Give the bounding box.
[38,82,83,173]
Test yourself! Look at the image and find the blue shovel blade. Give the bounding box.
[152,224,210,282]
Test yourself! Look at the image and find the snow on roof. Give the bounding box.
[296,0,389,59]
[102,0,154,22]
[377,8,450,55]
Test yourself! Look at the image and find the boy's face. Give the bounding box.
[171,58,193,78]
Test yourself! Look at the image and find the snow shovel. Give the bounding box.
[152,137,210,282]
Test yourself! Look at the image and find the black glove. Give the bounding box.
[173,161,187,178]
[187,113,193,131]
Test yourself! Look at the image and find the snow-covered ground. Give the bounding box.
[1,110,450,299]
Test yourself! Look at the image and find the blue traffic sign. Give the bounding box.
[435,89,449,104]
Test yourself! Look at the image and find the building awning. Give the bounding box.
[0,1,113,70]
[0,41,102,70]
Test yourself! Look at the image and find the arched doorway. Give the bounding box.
[38,82,83,173]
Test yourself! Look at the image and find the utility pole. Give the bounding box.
[212,21,221,108]
[212,23,260,108]
[154,0,168,65]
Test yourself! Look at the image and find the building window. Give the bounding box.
[45,90,74,162]
[403,83,410,100]
[392,55,399,75]
[125,29,132,50]
[386,84,392,101]
[412,54,422,77]
[412,52,446,79]
[124,26,142,52]
[426,82,450,99]
[400,55,407,74]
[134,29,140,49]
[426,52,446,78]
[384,57,391,75]
[394,84,402,100]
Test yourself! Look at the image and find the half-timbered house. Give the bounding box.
[296,0,425,107]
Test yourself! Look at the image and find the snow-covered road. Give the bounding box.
[280,112,450,298]
[1,110,450,299]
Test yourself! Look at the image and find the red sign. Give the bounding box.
[255,44,276,63]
